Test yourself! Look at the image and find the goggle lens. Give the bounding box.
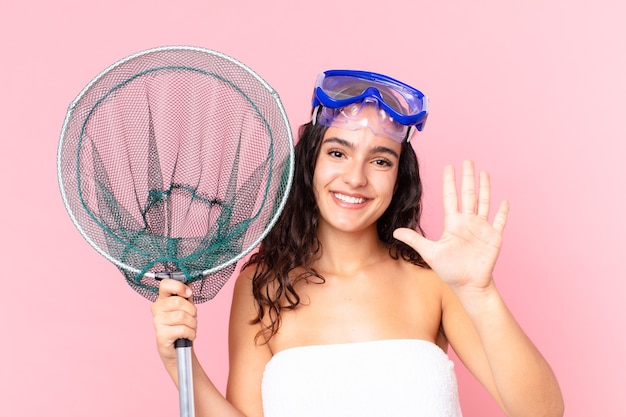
[318,75,424,117]
[315,101,414,143]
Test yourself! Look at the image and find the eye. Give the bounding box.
[328,150,345,159]
[373,158,393,168]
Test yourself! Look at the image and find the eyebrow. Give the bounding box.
[322,137,400,159]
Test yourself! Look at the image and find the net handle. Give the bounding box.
[155,272,195,417]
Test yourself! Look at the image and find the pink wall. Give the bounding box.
[1,1,624,416]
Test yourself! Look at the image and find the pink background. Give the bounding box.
[1,1,624,416]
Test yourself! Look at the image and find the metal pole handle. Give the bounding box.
[176,339,195,417]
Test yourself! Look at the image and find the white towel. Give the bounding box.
[262,339,463,417]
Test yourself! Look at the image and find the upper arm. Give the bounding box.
[226,266,272,417]
[440,282,504,408]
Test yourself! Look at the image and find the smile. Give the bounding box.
[333,192,367,205]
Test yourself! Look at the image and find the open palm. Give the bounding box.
[394,160,509,289]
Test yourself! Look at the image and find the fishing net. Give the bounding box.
[57,46,294,304]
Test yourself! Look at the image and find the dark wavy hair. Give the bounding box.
[243,121,429,342]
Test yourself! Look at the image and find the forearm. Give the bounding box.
[455,282,564,417]
[164,350,246,417]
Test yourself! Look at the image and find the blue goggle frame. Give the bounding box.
[312,69,429,132]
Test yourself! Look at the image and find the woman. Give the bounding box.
[152,70,564,416]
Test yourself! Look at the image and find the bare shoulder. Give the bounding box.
[232,263,256,299]
[397,259,447,294]
[368,258,450,346]
[395,260,461,346]
[226,262,271,416]
[401,262,464,320]
[230,263,270,336]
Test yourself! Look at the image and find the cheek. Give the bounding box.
[312,158,336,188]
[381,168,400,198]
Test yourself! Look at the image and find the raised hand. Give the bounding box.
[393,160,509,290]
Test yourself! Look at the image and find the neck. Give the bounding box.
[314,223,389,276]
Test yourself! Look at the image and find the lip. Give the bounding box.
[331,191,370,207]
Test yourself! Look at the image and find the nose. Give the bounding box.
[342,159,368,188]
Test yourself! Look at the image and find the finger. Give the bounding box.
[152,299,198,341]
[442,164,458,215]
[157,278,193,300]
[154,293,197,316]
[492,200,509,233]
[164,325,197,344]
[156,308,198,329]
[393,228,433,263]
[154,314,198,344]
[461,160,476,214]
[477,170,491,220]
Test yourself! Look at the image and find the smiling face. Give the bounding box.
[312,108,403,236]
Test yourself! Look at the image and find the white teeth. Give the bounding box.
[334,193,366,204]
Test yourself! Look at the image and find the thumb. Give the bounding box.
[393,227,432,260]
[157,278,193,300]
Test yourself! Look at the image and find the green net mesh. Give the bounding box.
[57,47,294,303]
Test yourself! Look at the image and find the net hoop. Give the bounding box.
[57,45,295,279]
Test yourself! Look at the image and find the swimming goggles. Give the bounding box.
[311,70,428,142]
